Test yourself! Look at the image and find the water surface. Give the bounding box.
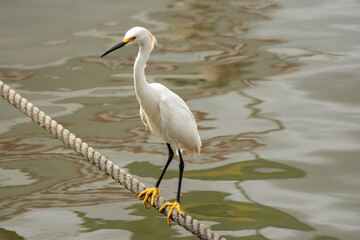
[0,0,359,239]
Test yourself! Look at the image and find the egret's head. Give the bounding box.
[100,26,157,58]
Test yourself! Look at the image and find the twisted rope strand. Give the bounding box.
[0,80,226,240]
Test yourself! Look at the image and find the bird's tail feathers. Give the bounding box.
[181,143,201,158]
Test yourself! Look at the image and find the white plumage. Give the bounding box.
[101,26,201,225]
[139,82,201,156]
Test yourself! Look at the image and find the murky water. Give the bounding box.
[1,0,359,239]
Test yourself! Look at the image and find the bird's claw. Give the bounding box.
[159,201,183,226]
[138,187,160,209]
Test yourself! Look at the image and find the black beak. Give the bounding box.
[100,41,128,58]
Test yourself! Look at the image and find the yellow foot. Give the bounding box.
[159,201,183,226]
[138,187,160,209]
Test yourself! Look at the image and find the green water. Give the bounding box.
[1,0,359,239]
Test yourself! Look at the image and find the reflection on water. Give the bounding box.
[1,0,359,239]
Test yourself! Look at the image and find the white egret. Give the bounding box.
[101,27,201,225]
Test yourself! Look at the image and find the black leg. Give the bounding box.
[155,143,174,188]
[176,149,185,203]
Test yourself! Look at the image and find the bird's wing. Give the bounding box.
[158,89,201,155]
[139,106,149,128]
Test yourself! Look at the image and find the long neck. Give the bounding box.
[134,40,152,97]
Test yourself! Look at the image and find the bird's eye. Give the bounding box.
[131,36,136,40]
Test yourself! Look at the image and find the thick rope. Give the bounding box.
[0,80,226,240]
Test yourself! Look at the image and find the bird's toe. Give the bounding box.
[159,201,182,225]
[138,187,160,209]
